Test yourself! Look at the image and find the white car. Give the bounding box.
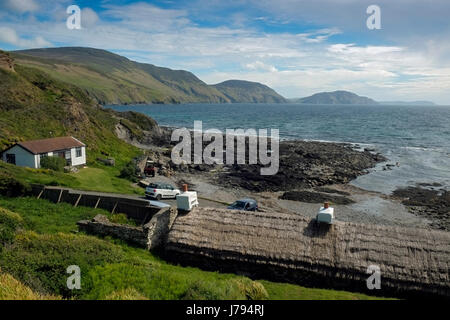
[145,182,180,200]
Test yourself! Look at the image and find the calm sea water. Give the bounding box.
[107,103,450,194]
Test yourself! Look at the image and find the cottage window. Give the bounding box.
[76,147,82,158]
[6,154,15,165]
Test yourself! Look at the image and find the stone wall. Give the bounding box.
[77,207,177,250]
[145,206,178,250]
[77,215,149,247]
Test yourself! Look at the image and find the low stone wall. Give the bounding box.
[30,184,161,224]
[77,207,177,250]
[78,215,149,247]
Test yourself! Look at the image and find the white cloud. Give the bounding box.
[4,0,39,13]
[0,27,51,48]
[245,61,278,72]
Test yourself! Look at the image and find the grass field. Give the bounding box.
[69,167,143,195]
[0,160,143,196]
[0,196,388,300]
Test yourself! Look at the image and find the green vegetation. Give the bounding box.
[260,281,395,300]
[212,80,287,103]
[0,172,31,197]
[291,90,378,105]
[0,271,61,300]
[0,196,387,300]
[108,213,137,226]
[119,161,140,183]
[12,47,286,105]
[0,196,108,234]
[0,207,23,246]
[40,156,66,172]
[68,167,143,195]
[0,161,143,196]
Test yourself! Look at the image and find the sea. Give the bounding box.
[107,103,450,194]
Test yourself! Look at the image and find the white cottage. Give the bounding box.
[1,136,86,169]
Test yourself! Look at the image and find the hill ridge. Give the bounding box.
[12,47,286,105]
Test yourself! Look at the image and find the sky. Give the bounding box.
[1,0,450,104]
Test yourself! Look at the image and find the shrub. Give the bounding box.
[0,174,31,197]
[40,156,66,172]
[0,207,23,246]
[0,231,126,298]
[0,271,61,300]
[108,213,137,226]
[104,288,148,300]
[232,279,269,300]
[119,162,140,182]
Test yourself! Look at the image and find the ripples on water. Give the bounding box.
[108,103,450,194]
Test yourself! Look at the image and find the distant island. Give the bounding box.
[289,91,378,105]
[289,90,437,106]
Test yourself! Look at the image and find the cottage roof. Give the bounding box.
[16,136,85,155]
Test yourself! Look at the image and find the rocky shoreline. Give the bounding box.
[120,123,448,231]
[392,185,450,231]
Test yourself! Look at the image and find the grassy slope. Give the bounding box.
[213,80,287,103]
[0,197,387,300]
[0,272,61,300]
[0,54,151,194]
[11,47,287,105]
[12,47,230,105]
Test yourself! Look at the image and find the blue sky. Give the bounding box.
[1,0,450,104]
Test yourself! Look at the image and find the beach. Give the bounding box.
[126,124,446,231]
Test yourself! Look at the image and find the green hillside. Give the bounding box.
[11,47,286,105]
[213,80,287,103]
[292,90,378,105]
[0,49,157,193]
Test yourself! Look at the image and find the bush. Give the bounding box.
[0,271,61,300]
[104,288,148,300]
[108,213,137,226]
[0,207,23,246]
[0,174,31,197]
[119,162,140,182]
[233,279,269,300]
[40,156,66,172]
[0,231,126,298]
